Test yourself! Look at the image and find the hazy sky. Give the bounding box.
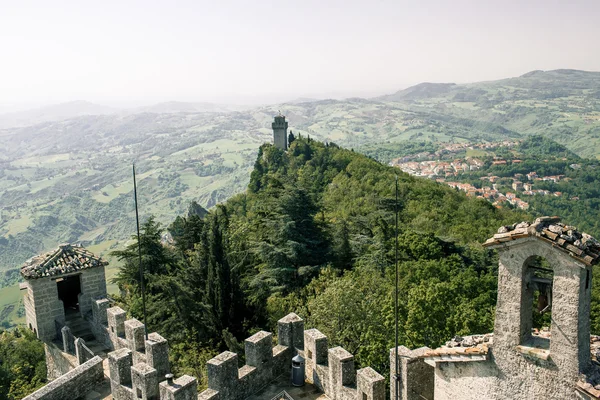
[1,0,599,108]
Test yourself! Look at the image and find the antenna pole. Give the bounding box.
[394,174,399,400]
[133,164,148,339]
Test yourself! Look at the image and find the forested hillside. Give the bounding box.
[111,137,528,385]
[2,69,600,279]
[3,69,600,329]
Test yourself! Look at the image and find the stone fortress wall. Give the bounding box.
[25,294,386,400]
[24,294,197,400]
[23,356,104,400]
[198,313,385,400]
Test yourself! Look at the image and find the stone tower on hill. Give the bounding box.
[272,113,288,150]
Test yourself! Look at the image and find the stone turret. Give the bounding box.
[391,216,600,400]
[272,114,288,150]
[19,243,108,341]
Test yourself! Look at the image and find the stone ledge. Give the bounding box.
[515,345,551,361]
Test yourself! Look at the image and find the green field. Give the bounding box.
[0,284,25,328]
[466,148,488,157]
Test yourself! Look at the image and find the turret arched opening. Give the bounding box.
[521,255,554,350]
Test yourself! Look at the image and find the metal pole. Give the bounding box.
[133,164,148,339]
[395,174,399,400]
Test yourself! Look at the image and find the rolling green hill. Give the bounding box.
[379,69,600,156]
[1,69,600,298]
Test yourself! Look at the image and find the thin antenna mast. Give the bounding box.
[133,164,148,339]
[394,174,399,400]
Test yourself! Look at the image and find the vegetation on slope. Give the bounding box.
[0,328,46,399]
[3,69,600,292]
[112,137,526,383]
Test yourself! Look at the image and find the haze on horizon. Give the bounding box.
[1,0,599,110]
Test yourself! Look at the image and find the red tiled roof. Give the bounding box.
[483,217,600,266]
[21,243,107,279]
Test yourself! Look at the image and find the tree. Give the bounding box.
[111,216,176,289]
[0,328,46,400]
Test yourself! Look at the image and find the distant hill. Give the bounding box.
[376,69,600,157]
[132,101,247,114]
[379,70,600,103]
[378,82,458,101]
[0,100,117,128]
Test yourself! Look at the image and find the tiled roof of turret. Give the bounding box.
[483,216,600,266]
[20,243,107,279]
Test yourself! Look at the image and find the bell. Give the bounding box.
[538,293,549,313]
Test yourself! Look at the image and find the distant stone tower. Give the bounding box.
[272,113,288,150]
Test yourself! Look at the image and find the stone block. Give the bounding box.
[305,329,328,364]
[62,326,74,353]
[357,367,385,400]
[272,345,292,377]
[92,298,110,325]
[111,383,134,400]
[131,362,159,400]
[75,337,86,365]
[107,306,126,338]
[304,329,328,386]
[125,318,146,352]
[277,313,304,351]
[159,375,198,400]
[207,351,239,400]
[237,365,257,398]
[146,332,170,379]
[198,388,220,400]
[244,330,273,392]
[389,346,433,400]
[329,346,355,399]
[245,330,273,367]
[108,348,133,385]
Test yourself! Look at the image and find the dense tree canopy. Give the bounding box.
[0,328,46,400]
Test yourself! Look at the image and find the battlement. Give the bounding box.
[98,301,197,400]
[199,313,385,400]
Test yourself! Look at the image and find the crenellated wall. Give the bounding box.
[199,313,386,400]
[97,301,197,400]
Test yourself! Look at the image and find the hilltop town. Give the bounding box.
[390,139,588,212]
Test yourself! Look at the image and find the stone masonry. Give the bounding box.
[28,217,600,400]
[20,243,108,342]
[23,356,104,400]
[390,217,600,400]
[272,114,288,151]
[199,313,385,400]
[20,244,198,400]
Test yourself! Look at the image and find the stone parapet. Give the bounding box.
[389,346,433,400]
[198,313,384,400]
[159,375,198,400]
[23,356,104,400]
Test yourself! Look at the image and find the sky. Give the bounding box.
[0,0,599,109]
